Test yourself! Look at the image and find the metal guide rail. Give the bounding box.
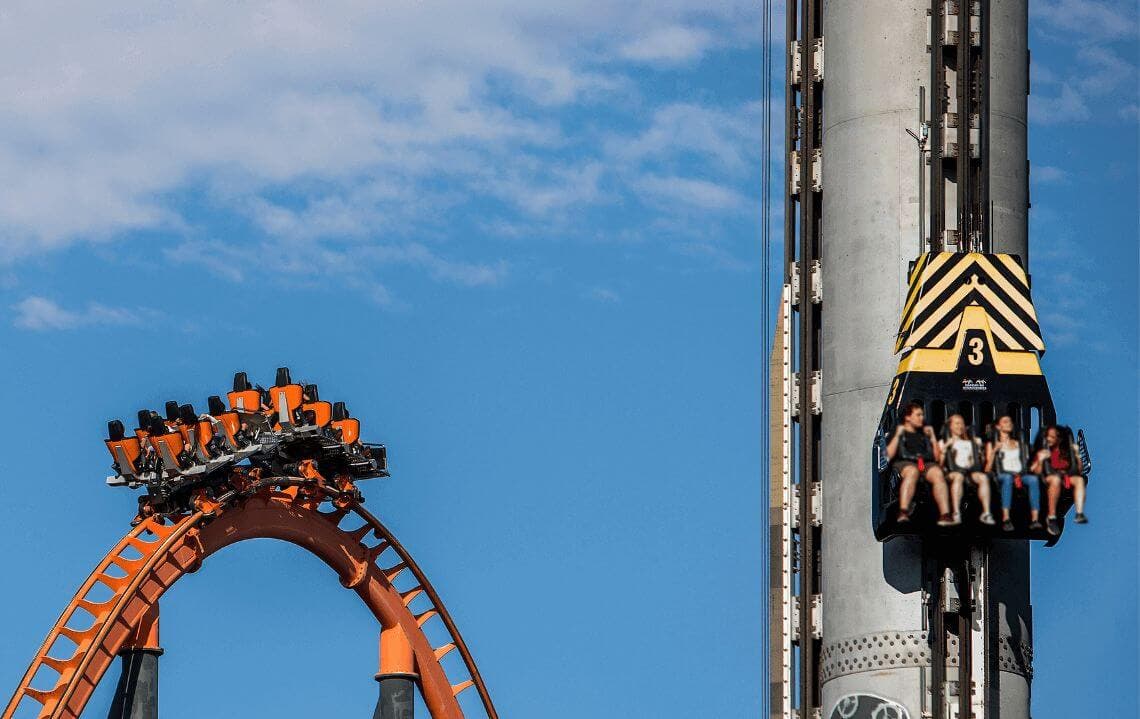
[103,366,388,520]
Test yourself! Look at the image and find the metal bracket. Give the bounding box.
[809,370,823,416]
[811,481,823,526]
[791,150,803,196]
[792,483,822,528]
[790,261,802,306]
[809,260,823,304]
[810,148,823,192]
[812,37,825,82]
[790,40,802,85]
[791,371,802,417]
[792,594,823,642]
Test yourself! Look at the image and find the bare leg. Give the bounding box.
[972,472,992,514]
[1045,474,1062,517]
[1072,476,1087,514]
[948,472,964,518]
[897,466,919,518]
[927,466,950,515]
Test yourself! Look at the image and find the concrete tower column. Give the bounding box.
[818,1,1031,717]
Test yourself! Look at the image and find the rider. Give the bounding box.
[1035,425,1088,535]
[985,415,1041,532]
[941,414,995,525]
[887,402,953,526]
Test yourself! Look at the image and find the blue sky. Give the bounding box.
[0,2,1135,718]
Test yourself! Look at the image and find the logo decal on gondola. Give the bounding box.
[961,378,987,392]
[830,694,910,719]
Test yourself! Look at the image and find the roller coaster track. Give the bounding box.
[2,480,498,719]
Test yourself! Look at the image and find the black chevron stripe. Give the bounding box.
[906,263,1041,343]
[902,256,975,335]
[899,253,971,333]
[905,288,1043,351]
[976,273,1042,342]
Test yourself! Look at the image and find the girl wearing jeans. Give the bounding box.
[985,415,1041,532]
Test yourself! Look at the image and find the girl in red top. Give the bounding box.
[1033,425,1088,536]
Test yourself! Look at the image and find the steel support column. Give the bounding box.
[374,624,418,719]
[107,604,161,719]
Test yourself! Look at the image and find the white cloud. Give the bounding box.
[0,1,758,263]
[1032,0,1138,41]
[620,26,714,64]
[12,296,146,330]
[1030,83,1092,125]
[1033,165,1068,184]
[635,174,748,212]
[584,286,621,303]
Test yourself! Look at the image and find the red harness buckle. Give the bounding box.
[917,457,925,472]
[1014,474,1023,490]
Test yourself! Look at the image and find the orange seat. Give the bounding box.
[228,389,262,411]
[105,438,142,476]
[333,418,361,444]
[302,401,332,427]
[269,384,304,425]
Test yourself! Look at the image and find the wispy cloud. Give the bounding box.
[584,286,621,303]
[12,296,149,331]
[1032,0,1138,41]
[1033,165,1069,184]
[1029,5,1138,127]
[620,26,714,64]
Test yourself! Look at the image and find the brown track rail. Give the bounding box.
[2,483,498,719]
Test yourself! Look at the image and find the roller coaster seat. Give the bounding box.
[269,383,304,427]
[303,401,332,427]
[331,402,361,444]
[105,420,142,478]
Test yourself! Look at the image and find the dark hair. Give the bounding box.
[1035,425,1074,466]
[902,401,924,419]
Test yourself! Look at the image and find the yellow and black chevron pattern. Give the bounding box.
[895,252,1044,354]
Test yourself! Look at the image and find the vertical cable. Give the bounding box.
[760,0,773,715]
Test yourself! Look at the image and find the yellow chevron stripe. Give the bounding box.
[896,306,1044,376]
[975,283,1042,349]
[906,282,975,347]
[975,255,1036,318]
[928,314,963,348]
[899,253,955,332]
[997,254,1030,285]
[900,256,976,335]
[900,253,934,315]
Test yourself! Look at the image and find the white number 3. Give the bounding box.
[967,337,985,366]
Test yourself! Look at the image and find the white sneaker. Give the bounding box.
[979,512,996,526]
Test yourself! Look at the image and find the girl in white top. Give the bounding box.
[985,415,1043,532]
[940,414,995,525]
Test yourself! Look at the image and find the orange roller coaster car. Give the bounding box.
[3,370,497,719]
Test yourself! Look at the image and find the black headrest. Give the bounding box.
[137,410,152,430]
[207,395,226,415]
[108,420,125,441]
[233,372,252,392]
[179,404,197,424]
[276,367,292,386]
[332,401,348,421]
[148,416,168,436]
[303,383,319,401]
[165,401,180,422]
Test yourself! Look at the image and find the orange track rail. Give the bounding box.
[2,485,498,719]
